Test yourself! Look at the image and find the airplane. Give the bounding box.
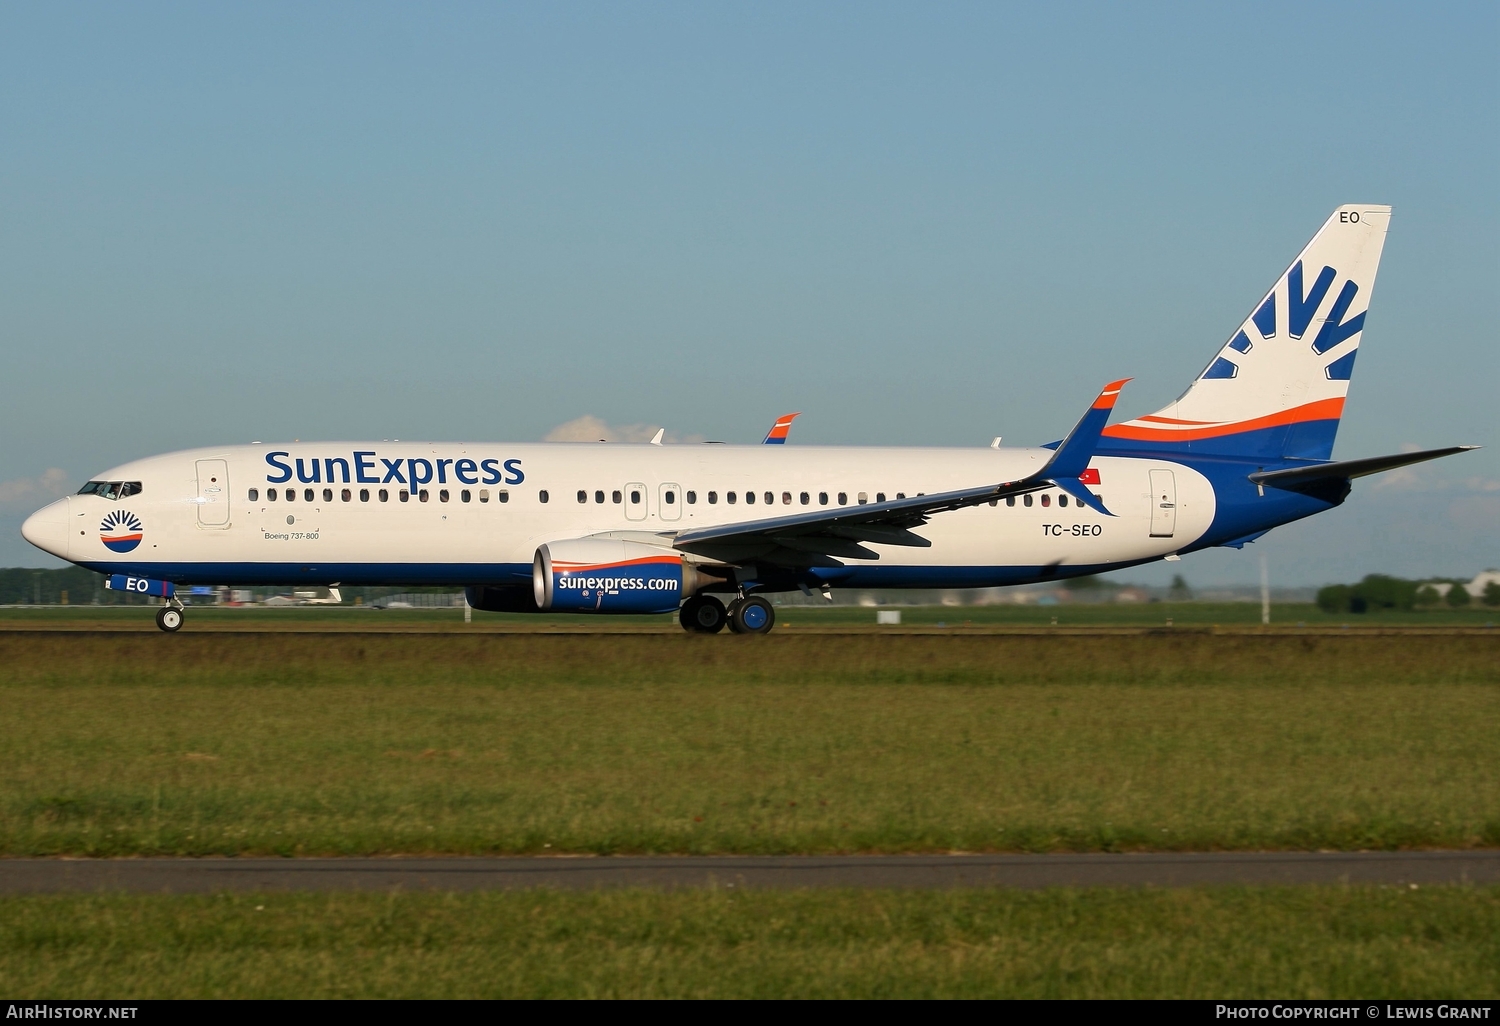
[22,204,1478,633]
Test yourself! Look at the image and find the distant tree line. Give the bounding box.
[1317,574,1499,614]
[0,567,138,605]
[0,567,470,605]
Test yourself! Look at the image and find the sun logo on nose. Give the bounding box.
[100,510,144,553]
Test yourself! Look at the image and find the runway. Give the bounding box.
[4,851,1497,893]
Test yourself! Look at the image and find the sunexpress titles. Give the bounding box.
[265,451,525,492]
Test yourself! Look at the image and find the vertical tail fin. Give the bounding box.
[1102,205,1391,461]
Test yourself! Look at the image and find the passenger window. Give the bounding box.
[1041,494,1051,507]
[379,489,389,502]
[360,489,370,502]
[989,499,997,507]
[764,491,774,505]
[439,489,450,503]
[612,490,622,504]
[665,491,675,505]
[399,490,409,503]
[708,491,718,504]
[727,492,737,504]
[267,488,277,501]
[896,493,905,500]
[876,492,886,503]
[857,492,868,505]
[479,489,489,503]
[577,490,587,504]
[630,489,641,504]
[498,490,509,503]
[800,492,809,505]
[838,492,847,505]
[595,490,605,504]
[304,488,315,502]
[782,492,792,505]
[248,488,259,502]
[1058,494,1069,507]
[745,491,755,505]
[819,492,828,505]
[461,489,471,503]
[285,489,294,503]
[1006,496,1016,507]
[1023,494,1033,507]
[341,488,351,502]
[539,490,549,503]
[420,489,430,503]
[323,488,333,502]
[686,491,697,504]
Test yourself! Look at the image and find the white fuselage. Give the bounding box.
[25,441,1212,589]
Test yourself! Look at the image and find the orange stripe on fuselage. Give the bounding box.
[552,555,681,572]
[1101,397,1345,442]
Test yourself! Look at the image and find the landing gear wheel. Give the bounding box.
[156,607,183,633]
[730,596,775,635]
[679,595,727,634]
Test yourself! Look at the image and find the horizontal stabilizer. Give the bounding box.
[1249,445,1479,490]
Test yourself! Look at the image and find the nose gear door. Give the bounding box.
[1148,469,1177,538]
[196,459,231,528]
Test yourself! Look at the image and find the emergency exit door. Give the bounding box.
[624,482,647,522]
[196,459,231,528]
[658,482,682,522]
[1148,469,1177,538]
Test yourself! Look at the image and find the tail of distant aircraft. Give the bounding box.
[1101,204,1391,461]
[763,412,801,444]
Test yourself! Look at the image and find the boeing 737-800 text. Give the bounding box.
[21,205,1477,632]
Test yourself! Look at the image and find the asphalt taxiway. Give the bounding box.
[3,850,1497,893]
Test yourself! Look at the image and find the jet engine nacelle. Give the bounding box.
[533,538,699,614]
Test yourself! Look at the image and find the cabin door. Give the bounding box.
[196,459,231,528]
[1148,469,1177,538]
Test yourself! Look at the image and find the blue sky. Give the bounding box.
[1,2,1495,584]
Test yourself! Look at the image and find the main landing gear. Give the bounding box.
[155,604,184,632]
[679,594,727,634]
[678,594,777,635]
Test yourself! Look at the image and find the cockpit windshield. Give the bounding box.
[77,481,142,500]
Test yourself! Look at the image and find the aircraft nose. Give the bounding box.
[21,498,70,559]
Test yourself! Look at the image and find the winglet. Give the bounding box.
[649,428,665,446]
[763,412,801,444]
[1041,378,1130,515]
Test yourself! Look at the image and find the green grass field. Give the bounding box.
[2,886,1495,998]
[2,600,1497,629]
[2,633,1495,856]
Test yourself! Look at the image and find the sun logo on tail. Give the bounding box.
[100,510,144,553]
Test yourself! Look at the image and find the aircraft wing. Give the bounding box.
[673,380,1129,567]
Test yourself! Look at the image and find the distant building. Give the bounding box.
[1416,570,1499,599]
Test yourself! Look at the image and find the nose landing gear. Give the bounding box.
[155,604,184,632]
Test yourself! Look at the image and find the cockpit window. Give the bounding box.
[77,481,142,500]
